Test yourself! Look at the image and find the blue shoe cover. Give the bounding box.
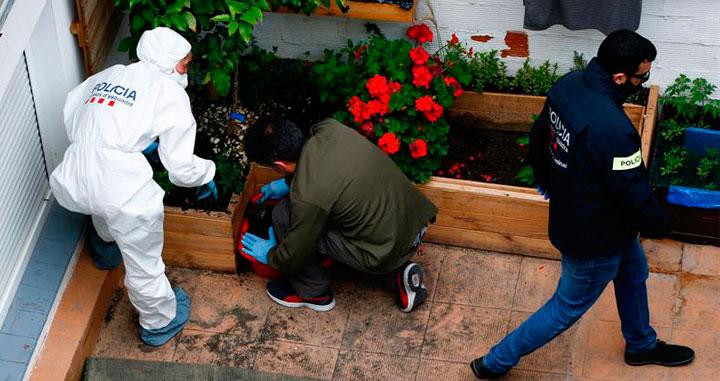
[88,226,122,270]
[139,287,191,347]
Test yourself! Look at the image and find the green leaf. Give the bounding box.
[201,71,212,85]
[141,9,154,22]
[228,20,239,36]
[183,11,197,32]
[239,6,263,25]
[227,1,248,17]
[211,14,233,22]
[184,0,190,7]
[170,13,188,31]
[212,69,231,96]
[237,21,253,43]
[256,0,270,11]
[167,0,185,13]
[118,36,134,52]
[130,15,146,34]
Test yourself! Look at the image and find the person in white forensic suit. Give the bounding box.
[50,27,216,346]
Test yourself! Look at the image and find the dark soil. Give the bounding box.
[438,116,533,186]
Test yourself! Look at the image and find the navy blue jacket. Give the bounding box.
[529,58,670,258]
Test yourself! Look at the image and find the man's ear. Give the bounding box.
[272,160,296,174]
[612,72,627,86]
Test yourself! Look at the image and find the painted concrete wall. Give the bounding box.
[251,0,720,93]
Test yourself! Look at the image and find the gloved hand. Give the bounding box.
[537,186,550,200]
[241,227,277,265]
[258,179,289,204]
[196,180,219,201]
[142,141,159,155]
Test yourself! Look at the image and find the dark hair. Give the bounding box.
[597,29,657,76]
[244,116,305,165]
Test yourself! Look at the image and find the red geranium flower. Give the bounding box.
[444,76,463,97]
[360,121,374,136]
[424,102,444,122]
[367,99,389,116]
[448,33,459,45]
[366,74,390,99]
[378,132,400,155]
[409,47,430,65]
[353,44,367,61]
[412,65,433,88]
[410,139,428,159]
[407,24,434,44]
[348,96,372,123]
[389,81,402,93]
[415,95,434,112]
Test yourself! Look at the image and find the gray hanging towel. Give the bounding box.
[524,0,642,35]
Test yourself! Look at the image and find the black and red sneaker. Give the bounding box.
[266,279,336,312]
[394,262,428,312]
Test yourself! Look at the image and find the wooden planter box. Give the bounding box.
[240,86,660,260]
[162,194,246,272]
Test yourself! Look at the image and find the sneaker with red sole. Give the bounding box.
[266,279,336,312]
[393,262,428,312]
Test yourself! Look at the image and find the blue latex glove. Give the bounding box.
[258,179,289,204]
[241,227,277,265]
[196,180,219,201]
[537,186,550,200]
[142,141,159,155]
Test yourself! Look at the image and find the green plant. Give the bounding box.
[511,59,560,96]
[662,74,720,128]
[312,26,472,183]
[114,0,345,98]
[659,146,688,180]
[153,170,175,195]
[571,51,588,72]
[660,118,686,142]
[215,151,246,196]
[515,165,534,186]
[468,50,510,93]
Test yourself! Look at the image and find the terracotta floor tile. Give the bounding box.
[421,303,509,363]
[254,341,338,380]
[674,276,720,331]
[588,273,677,328]
[512,257,561,312]
[668,328,720,380]
[415,359,476,381]
[261,302,350,348]
[173,329,258,368]
[413,243,447,300]
[507,311,590,375]
[332,350,419,381]
[93,289,177,362]
[165,266,201,298]
[582,321,670,380]
[682,244,720,277]
[642,238,683,273]
[435,248,521,309]
[186,272,272,339]
[341,293,430,356]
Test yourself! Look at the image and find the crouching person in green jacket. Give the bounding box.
[241,117,438,313]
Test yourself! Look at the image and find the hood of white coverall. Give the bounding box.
[136,27,191,75]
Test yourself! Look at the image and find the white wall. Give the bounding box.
[251,0,720,92]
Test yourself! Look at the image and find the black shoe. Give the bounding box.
[470,357,506,379]
[624,340,695,367]
[266,280,336,312]
[393,262,427,312]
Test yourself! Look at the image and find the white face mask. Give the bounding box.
[169,71,188,89]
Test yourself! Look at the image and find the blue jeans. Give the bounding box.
[484,238,657,373]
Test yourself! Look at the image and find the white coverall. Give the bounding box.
[50,28,215,329]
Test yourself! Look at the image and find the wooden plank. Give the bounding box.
[30,247,123,381]
[163,231,235,271]
[74,0,122,74]
[641,85,660,166]
[275,0,416,22]
[434,211,548,239]
[424,224,560,260]
[417,185,548,221]
[450,91,646,132]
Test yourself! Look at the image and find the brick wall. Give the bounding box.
[252,0,720,93]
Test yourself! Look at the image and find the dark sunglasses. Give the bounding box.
[630,70,651,83]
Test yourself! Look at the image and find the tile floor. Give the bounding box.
[93,243,719,380]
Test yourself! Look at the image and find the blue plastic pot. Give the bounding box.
[684,127,720,155]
